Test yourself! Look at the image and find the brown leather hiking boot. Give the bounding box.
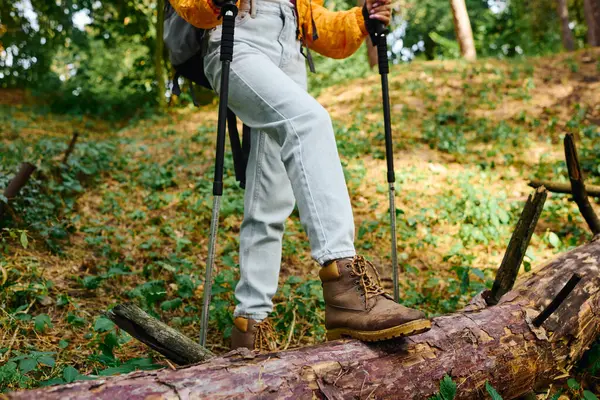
[320,256,431,341]
[230,317,277,352]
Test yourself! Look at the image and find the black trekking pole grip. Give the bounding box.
[220,3,238,62]
[374,22,389,76]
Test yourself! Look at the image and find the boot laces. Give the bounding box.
[350,256,385,299]
[254,319,277,352]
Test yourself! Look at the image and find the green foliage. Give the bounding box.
[0,127,124,252]
[429,374,457,400]
[422,105,467,154]
[486,381,503,400]
[273,277,327,344]
[430,376,505,399]
[33,314,52,332]
[2,0,160,118]
[437,174,513,246]
[400,0,584,61]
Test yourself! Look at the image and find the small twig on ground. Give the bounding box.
[283,308,296,351]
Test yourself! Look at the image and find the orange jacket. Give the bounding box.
[170,0,369,59]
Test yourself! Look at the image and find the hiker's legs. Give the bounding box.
[234,129,295,320]
[204,0,431,344]
[204,2,356,267]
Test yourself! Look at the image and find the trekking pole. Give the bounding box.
[374,22,400,303]
[200,1,239,347]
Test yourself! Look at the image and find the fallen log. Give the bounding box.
[7,236,600,400]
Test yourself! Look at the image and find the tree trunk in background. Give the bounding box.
[155,0,167,110]
[583,0,600,46]
[557,0,576,50]
[449,0,476,60]
[357,0,378,68]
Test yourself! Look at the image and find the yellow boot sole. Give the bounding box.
[326,319,432,342]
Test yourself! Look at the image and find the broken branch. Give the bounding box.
[564,133,600,235]
[487,187,547,305]
[62,131,79,165]
[528,179,600,198]
[106,303,213,365]
[0,162,36,221]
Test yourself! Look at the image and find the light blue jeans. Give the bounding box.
[204,0,356,321]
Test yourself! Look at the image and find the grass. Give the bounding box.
[1,48,599,395]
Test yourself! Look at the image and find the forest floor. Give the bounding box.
[1,48,599,396]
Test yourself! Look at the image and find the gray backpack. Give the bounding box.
[164,0,249,188]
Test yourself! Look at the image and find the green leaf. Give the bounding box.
[39,378,65,387]
[485,382,503,400]
[82,275,103,290]
[548,391,563,400]
[38,355,56,367]
[67,312,87,327]
[34,314,53,332]
[63,366,79,383]
[20,231,28,249]
[568,378,581,390]
[59,340,69,349]
[439,374,457,400]
[94,316,115,333]
[583,391,599,400]
[160,298,183,311]
[56,295,69,307]
[98,365,136,376]
[548,232,561,248]
[19,358,38,374]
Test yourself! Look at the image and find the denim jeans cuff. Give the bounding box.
[233,311,269,321]
[316,249,357,266]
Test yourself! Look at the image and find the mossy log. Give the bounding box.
[6,237,600,400]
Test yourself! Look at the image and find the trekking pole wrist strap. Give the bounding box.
[362,4,378,46]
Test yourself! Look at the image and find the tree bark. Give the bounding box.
[155,0,167,110]
[449,0,476,60]
[557,0,576,50]
[8,237,600,400]
[584,0,600,46]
